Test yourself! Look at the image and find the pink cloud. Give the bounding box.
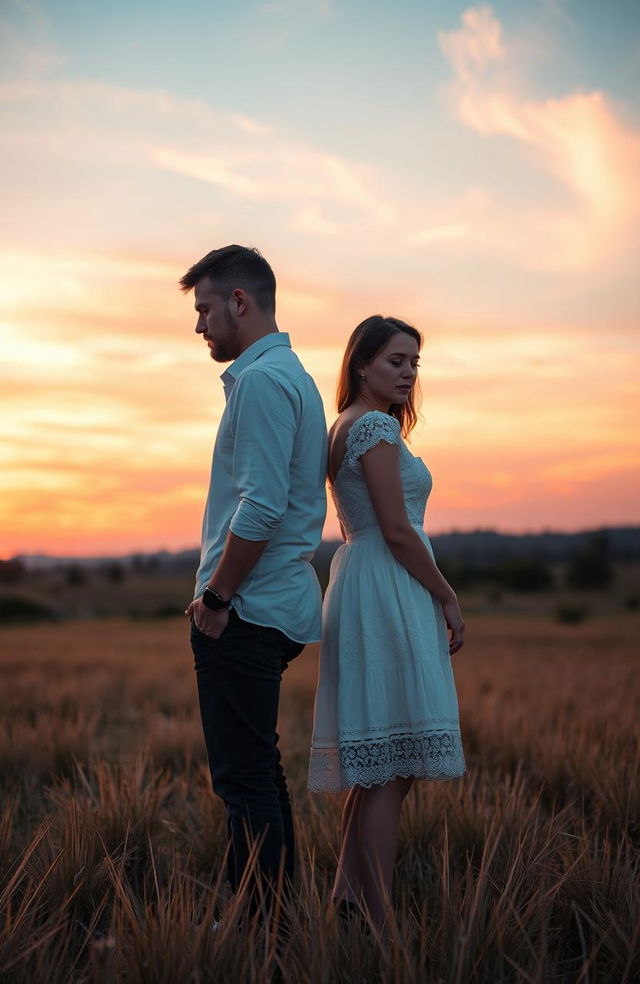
[438,5,640,271]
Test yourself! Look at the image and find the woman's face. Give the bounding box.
[359,332,420,406]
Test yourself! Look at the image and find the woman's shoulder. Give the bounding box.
[330,409,399,445]
[347,410,400,441]
[328,411,400,481]
[342,411,401,464]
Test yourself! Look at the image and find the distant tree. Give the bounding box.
[436,559,480,590]
[0,592,58,623]
[495,558,553,593]
[132,554,158,574]
[565,532,614,590]
[555,603,589,624]
[66,563,88,587]
[0,558,25,585]
[153,603,185,618]
[103,561,126,585]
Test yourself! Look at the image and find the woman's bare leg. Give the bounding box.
[332,785,364,902]
[356,777,413,932]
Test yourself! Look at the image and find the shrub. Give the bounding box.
[555,603,589,624]
[0,558,25,585]
[153,604,185,619]
[0,592,59,624]
[66,563,88,587]
[103,562,126,584]
[565,532,614,589]
[495,558,553,592]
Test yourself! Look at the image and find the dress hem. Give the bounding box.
[308,728,465,793]
[307,766,466,794]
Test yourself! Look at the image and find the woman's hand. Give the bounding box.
[442,599,465,655]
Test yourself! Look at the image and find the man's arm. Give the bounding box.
[188,369,297,638]
[187,531,269,636]
[209,531,268,600]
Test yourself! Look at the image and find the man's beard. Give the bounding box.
[209,343,228,362]
[209,308,239,362]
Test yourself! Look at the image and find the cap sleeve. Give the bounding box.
[346,411,401,464]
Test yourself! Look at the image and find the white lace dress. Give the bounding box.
[308,410,465,792]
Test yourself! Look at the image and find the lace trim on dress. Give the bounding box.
[308,729,465,792]
[346,411,401,465]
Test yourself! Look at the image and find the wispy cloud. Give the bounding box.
[437,5,640,270]
[408,222,471,246]
[540,0,574,27]
[230,113,274,136]
[290,206,341,237]
[0,74,395,246]
[438,4,507,78]
[153,139,393,223]
[0,1,68,79]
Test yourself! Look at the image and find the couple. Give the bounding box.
[183,245,465,933]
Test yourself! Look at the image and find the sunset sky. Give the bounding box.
[1,0,639,557]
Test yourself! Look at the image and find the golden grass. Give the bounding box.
[0,613,639,982]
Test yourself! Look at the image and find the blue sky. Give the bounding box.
[8,1,639,104]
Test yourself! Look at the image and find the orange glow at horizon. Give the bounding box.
[1,250,638,558]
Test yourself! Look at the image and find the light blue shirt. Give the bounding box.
[194,332,327,643]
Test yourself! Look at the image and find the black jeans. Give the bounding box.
[190,609,304,910]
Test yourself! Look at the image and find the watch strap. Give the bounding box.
[202,586,231,610]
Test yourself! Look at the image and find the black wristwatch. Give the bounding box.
[202,586,231,611]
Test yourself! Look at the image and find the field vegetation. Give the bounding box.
[0,607,639,982]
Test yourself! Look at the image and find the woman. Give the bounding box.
[308,315,465,933]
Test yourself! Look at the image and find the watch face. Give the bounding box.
[204,587,228,610]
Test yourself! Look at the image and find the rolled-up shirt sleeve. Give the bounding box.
[228,368,298,541]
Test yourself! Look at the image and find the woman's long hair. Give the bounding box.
[336,315,422,437]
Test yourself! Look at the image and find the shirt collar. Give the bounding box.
[221,332,291,388]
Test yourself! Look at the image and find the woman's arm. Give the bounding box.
[360,441,465,652]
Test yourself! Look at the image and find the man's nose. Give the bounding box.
[195,315,205,334]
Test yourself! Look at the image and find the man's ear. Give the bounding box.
[231,288,250,317]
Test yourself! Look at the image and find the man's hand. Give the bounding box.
[185,596,230,639]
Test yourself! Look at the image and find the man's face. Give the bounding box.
[194,277,241,363]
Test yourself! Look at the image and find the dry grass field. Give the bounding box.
[0,612,638,982]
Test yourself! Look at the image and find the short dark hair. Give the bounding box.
[336,315,422,437]
[179,245,276,313]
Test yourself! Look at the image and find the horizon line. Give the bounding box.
[5,523,639,563]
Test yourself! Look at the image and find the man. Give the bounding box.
[180,245,327,915]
